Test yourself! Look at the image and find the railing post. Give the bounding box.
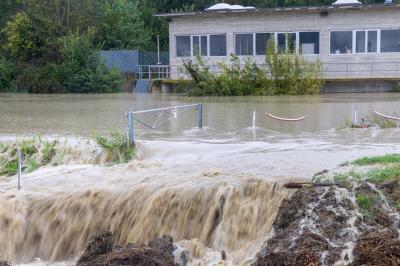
[253,111,256,129]
[370,63,373,79]
[354,106,358,126]
[17,150,22,191]
[198,103,203,129]
[148,66,151,80]
[127,112,134,146]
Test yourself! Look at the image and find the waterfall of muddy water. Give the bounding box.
[0,159,287,265]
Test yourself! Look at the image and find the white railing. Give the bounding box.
[137,65,170,80]
[168,61,400,80]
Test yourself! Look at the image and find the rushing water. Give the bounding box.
[0,93,400,265]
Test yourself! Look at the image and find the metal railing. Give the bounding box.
[126,103,203,145]
[137,65,170,80]
[168,61,400,80]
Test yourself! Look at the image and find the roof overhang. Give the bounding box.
[155,4,400,18]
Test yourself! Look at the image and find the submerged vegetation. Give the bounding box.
[340,115,399,129]
[0,134,136,177]
[0,138,58,177]
[94,131,136,164]
[183,40,324,96]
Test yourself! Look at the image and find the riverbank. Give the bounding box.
[255,154,400,265]
[1,141,399,265]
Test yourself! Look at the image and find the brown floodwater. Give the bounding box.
[1,92,400,137]
[0,93,400,265]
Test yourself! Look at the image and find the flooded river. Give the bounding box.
[0,93,400,265]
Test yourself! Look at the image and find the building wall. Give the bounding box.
[168,7,400,80]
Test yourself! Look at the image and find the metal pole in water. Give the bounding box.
[17,150,22,191]
[127,112,134,146]
[252,111,256,129]
[354,106,358,126]
[198,103,203,128]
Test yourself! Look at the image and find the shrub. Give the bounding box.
[94,131,136,164]
[0,56,16,92]
[57,29,122,93]
[183,40,324,96]
[265,39,324,95]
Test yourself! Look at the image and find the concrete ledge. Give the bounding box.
[322,79,397,93]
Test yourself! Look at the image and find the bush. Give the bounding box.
[0,56,16,92]
[94,131,136,164]
[183,39,324,96]
[57,29,122,93]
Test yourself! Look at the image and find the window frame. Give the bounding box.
[329,29,381,55]
[175,34,227,58]
[234,33,256,56]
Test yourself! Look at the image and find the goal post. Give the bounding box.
[126,103,203,145]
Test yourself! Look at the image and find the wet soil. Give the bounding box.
[76,232,178,266]
[254,179,400,266]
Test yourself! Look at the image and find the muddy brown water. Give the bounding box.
[0,93,400,265]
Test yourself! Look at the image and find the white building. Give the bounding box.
[157,1,400,88]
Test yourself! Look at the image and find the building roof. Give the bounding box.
[155,3,400,18]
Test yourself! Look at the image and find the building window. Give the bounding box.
[381,29,400,53]
[192,35,208,56]
[299,32,319,54]
[256,33,273,55]
[277,33,296,53]
[235,34,254,55]
[367,30,378,53]
[210,34,227,56]
[356,31,366,53]
[176,36,191,57]
[355,30,378,53]
[330,31,353,54]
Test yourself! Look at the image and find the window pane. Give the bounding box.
[288,33,296,53]
[201,36,208,56]
[193,36,200,56]
[299,32,319,54]
[381,29,400,53]
[367,30,377,53]
[330,31,353,54]
[277,33,286,53]
[356,31,366,53]
[235,34,253,55]
[176,36,191,57]
[210,35,226,56]
[256,33,272,55]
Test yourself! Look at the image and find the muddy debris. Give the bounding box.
[0,260,11,266]
[254,178,400,266]
[76,232,178,266]
[352,230,400,266]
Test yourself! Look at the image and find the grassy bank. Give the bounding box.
[0,133,136,177]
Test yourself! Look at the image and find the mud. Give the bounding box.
[254,179,400,266]
[76,232,178,266]
[352,230,400,266]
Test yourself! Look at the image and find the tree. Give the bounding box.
[97,0,152,50]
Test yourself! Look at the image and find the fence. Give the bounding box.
[168,61,400,80]
[137,65,170,80]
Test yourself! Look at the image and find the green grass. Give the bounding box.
[94,131,136,164]
[367,167,400,183]
[0,158,18,176]
[42,140,57,164]
[356,193,376,213]
[333,170,363,184]
[26,157,39,173]
[353,154,400,166]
